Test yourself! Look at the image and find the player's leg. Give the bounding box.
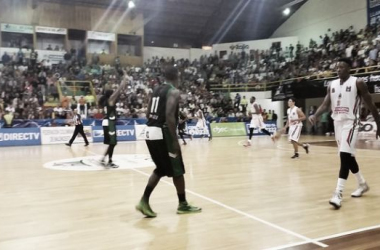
[78,126,89,146]
[66,126,79,146]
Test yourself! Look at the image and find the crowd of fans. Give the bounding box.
[1,22,380,127]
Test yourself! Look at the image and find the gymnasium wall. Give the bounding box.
[0,0,144,35]
[143,47,213,62]
[271,0,367,45]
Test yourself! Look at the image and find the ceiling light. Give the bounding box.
[283,8,290,16]
[128,1,135,9]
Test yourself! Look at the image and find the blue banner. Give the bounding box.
[0,128,41,146]
[185,122,212,138]
[368,0,380,25]
[245,122,277,136]
[92,125,136,143]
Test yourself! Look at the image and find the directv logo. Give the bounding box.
[93,130,104,137]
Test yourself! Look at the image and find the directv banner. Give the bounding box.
[245,122,277,136]
[358,122,378,139]
[92,125,136,143]
[41,126,93,145]
[0,128,41,146]
[210,123,246,137]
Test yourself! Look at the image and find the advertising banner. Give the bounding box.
[41,126,93,145]
[185,122,212,138]
[1,23,34,34]
[35,26,67,35]
[0,128,41,146]
[210,123,246,137]
[92,125,136,143]
[87,31,116,41]
[368,0,380,25]
[244,122,278,136]
[135,125,147,141]
[358,121,378,139]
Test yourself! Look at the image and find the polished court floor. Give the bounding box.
[1,135,380,250]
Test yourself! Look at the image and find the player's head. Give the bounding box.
[288,98,296,108]
[164,65,179,86]
[337,58,352,79]
[98,90,114,108]
[250,96,256,103]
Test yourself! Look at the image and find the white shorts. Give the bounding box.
[288,125,302,142]
[334,120,358,156]
[250,115,265,129]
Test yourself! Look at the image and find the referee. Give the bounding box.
[65,109,89,147]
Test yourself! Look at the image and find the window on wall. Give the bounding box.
[68,29,86,57]
[117,34,142,56]
[36,33,65,51]
[87,40,111,54]
[219,50,227,58]
[1,32,33,49]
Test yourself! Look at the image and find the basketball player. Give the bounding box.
[136,66,201,217]
[309,58,380,209]
[195,106,211,140]
[178,110,192,145]
[65,109,89,147]
[98,76,128,168]
[244,96,273,147]
[281,98,309,158]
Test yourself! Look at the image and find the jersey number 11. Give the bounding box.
[151,97,160,113]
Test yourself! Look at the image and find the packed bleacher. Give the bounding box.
[1,21,380,125]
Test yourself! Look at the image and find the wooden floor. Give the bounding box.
[1,135,380,250]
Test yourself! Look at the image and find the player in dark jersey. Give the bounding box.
[98,76,128,168]
[136,66,201,217]
[178,110,192,145]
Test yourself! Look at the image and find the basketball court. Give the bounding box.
[1,136,380,249]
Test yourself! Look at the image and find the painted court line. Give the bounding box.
[78,147,327,248]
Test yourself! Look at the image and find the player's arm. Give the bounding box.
[357,79,380,139]
[253,104,260,114]
[166,89,181,155]
[310,86,331,125]
[294,108,306,122]
[108,76,128,106]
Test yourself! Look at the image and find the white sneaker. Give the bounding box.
[351,182,370,198]
[329,191,342,209]
[243,141,251,147]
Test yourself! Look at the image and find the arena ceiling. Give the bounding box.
[45,0,307,48]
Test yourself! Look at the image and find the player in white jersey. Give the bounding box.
[310,58,380,209]
[244,97,273,146]
[195,106,211,140]
[280,98,309,158]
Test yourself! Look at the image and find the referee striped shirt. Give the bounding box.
[73,114,83,126]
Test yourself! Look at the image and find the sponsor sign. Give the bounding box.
[35,26,67,35]
[186,122,212,138]
[1,23,34,34]
[87,31,116,41]
[245,122,278,136]
[41,126,93,145]
[368,0,380,25]
[43,154,154,171]
[358,122,378,139]
[0,128,41,146]
[210,123,246,137]
[135,125,147,141]
[229,44,249,50]
[92,125,136,142]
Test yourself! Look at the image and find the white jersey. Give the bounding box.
[250,102,262,118]
[287,106,302,126]
[330,76,360,121]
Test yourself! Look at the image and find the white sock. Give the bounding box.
[354,171,365,185]
[336,178,346,193]
[247,139,251,143]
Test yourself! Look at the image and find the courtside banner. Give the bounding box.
[92,126,136,143]
[358,122,378,139]
[135,125,147,141]
[41,126,93,145]
[186,122,212,138]
[245,122,277,136]
[0,128,41,146]
[210,123,246,137]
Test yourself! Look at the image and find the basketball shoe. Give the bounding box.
[177,202,202,214]
[329,191,342,209]
[351,182,369,198]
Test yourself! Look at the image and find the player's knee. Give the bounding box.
[340,152,353,166]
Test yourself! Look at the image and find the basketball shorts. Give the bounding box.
[145,126,185,177]
[334,120,358,156]
[103,120,117,145]
[288,125,302,142]
[250,115,265,129]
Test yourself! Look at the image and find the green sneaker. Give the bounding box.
[135,199,157,218]
[177,202,202,214]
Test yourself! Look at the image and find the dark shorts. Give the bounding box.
[103,123,117,145]
[146,126,185,177]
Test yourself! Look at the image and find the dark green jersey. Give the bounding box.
[104,102,117,121]
[147,83,179,127]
